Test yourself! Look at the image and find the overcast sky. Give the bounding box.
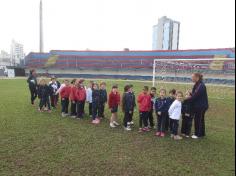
[0,0,235,54]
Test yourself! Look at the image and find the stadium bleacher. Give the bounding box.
[25,48,235,85]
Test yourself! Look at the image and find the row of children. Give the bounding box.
[35,76,193,140]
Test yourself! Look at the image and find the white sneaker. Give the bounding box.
[191,135,199,139]
[130,121,134,125]
[124,127,132,131]
[113,121,120,126]
[110,123,116,128]
[61,113,66,117]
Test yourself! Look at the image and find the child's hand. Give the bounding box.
[158,112,161,115]
[72,101,76,104]
[62,98,65,101]
[129,111,133,114]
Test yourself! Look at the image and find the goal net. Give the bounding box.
[152,58,235,99]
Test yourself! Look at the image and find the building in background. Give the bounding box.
[10,40,25,66]
[0,50,11,66]
[152,16,180,50]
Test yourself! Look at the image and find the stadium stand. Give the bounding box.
[25,48,235,85]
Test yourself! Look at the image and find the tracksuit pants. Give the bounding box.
[50,94,59,108]
[29,87,37,105]
[77,101,84,118]
[181,115,193,136]
[98,103,105,118]
[123,111,133,128]
[148,110,154,128]
[170,119,179,135]
[139,111,149,128]
[70,101,77,116]
[61,98,69,114]
[88,103,93,116]
[157,112,167,133]
[193,109,207,137]
[92,102,99,120]
[39,97,51,110]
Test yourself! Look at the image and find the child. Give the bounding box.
[168,91,184,140]
[166,89,176,131]
[37,79,51,113]
[122,85,136,131]
[92,83,101,124]
[137,86,152,132]
[60,79,71,117]
[148,87,157,129]
[76,79,86,119]
[99,82,107,119]
[155,89,168,137]
[86,81,94,118]
[108,85,121,128]
[127,84,135,126]
[27,69,38,105]
[181,91,193,138]
[49,76,61,108]
[70,79,77,118]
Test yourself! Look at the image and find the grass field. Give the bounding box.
[0,79,235,176]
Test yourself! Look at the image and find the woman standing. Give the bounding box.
[189,73,209,139]
[27,69,38,105]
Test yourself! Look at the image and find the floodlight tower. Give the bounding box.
[39,0,44,52]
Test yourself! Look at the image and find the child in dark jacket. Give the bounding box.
[122,85,136,131]
[49,76,61,108]
[92,83,101,124]
[148,87,157,129]
[60,80,71,117]
[38,79,51,113]
[165,89,176,131]
[155,89,168,137]
[137,86,152,132]
[99,82,107,119]
[181,91,193,137]
[108,85,121,128]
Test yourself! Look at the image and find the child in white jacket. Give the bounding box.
[86,81,94,118]
[168,91,183,140]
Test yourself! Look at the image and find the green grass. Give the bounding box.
[0,79,235,176]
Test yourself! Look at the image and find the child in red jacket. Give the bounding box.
[137,86,152,132]
[108,85,121,128]
[70,79,77,118]
[76,79,86,119]
[60,79,71,117]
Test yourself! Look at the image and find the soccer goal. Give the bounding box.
[152,57,235,99]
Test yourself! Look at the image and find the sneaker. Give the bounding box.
[113,121,120,126]
[170,134,174,138]
[160,133,165,137]
[127,122,131,126]
[95,118,100,124]
[138,128,143,133]
[155,132,161,136]
[71,115,76,119]
[142,127,151,132]
[181,133,186,137]
[185,135,190,138]
[124,127,132,131]
[38,108,43,112]
[191,135,199,139]
[61,113,66,117]
[92,120,97,124]
[174,135,183,140]
[130,121,134,125]
[110,123,116,128]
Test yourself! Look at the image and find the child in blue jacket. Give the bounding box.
[155,89,168,137]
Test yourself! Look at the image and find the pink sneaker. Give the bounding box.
[95,118,100,124]
[160,132,165,137]
[142,127,150,132]
[92,120,97,124]
[155,132,161,136]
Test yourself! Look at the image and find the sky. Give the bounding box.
[0,0,235,54]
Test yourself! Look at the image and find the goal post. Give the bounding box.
[152,58,235,87]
